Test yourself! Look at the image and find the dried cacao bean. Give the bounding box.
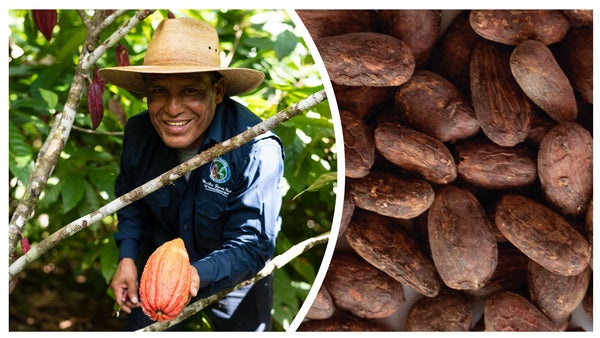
[305,286,335,320]
[528,260,591,324]
[333,84,395,120]
[297,316,392,331]
[338,189,355,238]
[559,27,593,104]
[455,138,537,189]
[469,10,570,46]
[484,291,556,331]
[430,10,481,95]
[427,185,497,290]
[465,244,529,298]
[348,171,434,219]
[470,39,532,147]
[394,70,480,143]
[345,209,441,297]
[374,122,457,184]
[296,10,378,41]
[405,291,471,331]
[376,10,441,68]
[494,194,591,276]
[340,110,375,178]
[510,39,577,122]
[537,122,593,217]
[562,10,593,27]
[325,252,405,319]
[316,32,415,86]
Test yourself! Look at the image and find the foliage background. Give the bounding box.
[8,9,337,331]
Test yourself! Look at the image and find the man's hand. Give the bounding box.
[190,266,200,299]
[111,257,140,314]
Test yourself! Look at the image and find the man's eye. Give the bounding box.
[183,87,200,95]
[150,87,165,95]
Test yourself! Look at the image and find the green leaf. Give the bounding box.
[100,236,119,285]
[274,30,298,60]
[61,175,86,212]
[272,269,299,330]
[293,172,337,200]
[38,88,59,110]
[8,120,34,184]
[38,178,63,209]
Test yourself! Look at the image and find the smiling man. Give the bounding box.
[99,16,284,331]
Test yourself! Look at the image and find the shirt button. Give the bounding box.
[183,224,188,230]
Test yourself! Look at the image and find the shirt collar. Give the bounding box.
[201,100,228,149]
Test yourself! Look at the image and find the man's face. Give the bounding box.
[146,73,225,149]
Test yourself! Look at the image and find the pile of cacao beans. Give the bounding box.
[295,10,593,332]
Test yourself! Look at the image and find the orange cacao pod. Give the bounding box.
[32,10,57,41]
[140,238,192,322]
[87,82,104,130]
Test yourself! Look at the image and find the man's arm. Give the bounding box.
[192,138,284,297]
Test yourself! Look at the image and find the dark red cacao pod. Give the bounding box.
[93,68,106,93]
[116,43,130,67]
[32,10,57,41]
[87,82,104,130]
[20,238,30,254]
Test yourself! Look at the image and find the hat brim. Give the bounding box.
[98,65,265,97]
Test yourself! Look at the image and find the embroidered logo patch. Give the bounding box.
[209,157,231,184]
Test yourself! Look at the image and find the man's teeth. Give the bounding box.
[165,120,190,126]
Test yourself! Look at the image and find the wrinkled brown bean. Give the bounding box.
[346,209,441,297]
[485,291,557,331]
[374,122,457,184]
[305,286,335,320]
[430,10,481,94]
[341,110,375,178]
[428,186,497,290]
[470,10,570,45]
[297,316,392,331]
[538,122,593,217]
[325,252,405,319]
[470,39,532,147]
[559,27,593,104]
[494,194,591,276]
[376,10,442,68]
[316,32,415,86]
[455,138,537,189]
[334,84,396,120]
[348,171,434,219]
[466,244,529,298]
[295,10,378,41]
[528,260,591,324]
[395,70,480,143]
[510,39,577,122]
[406,291,471,331]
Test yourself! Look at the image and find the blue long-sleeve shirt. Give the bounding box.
[114,97,284,298]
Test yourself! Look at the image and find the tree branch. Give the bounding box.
[71,125,124,136]
[9,89,328,281]
[139,231,331,332]
[8,9,154,259]
[222,11,247,68]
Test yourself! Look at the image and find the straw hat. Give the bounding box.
[99,17,265,97]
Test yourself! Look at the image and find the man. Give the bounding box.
[99,16,284,331]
